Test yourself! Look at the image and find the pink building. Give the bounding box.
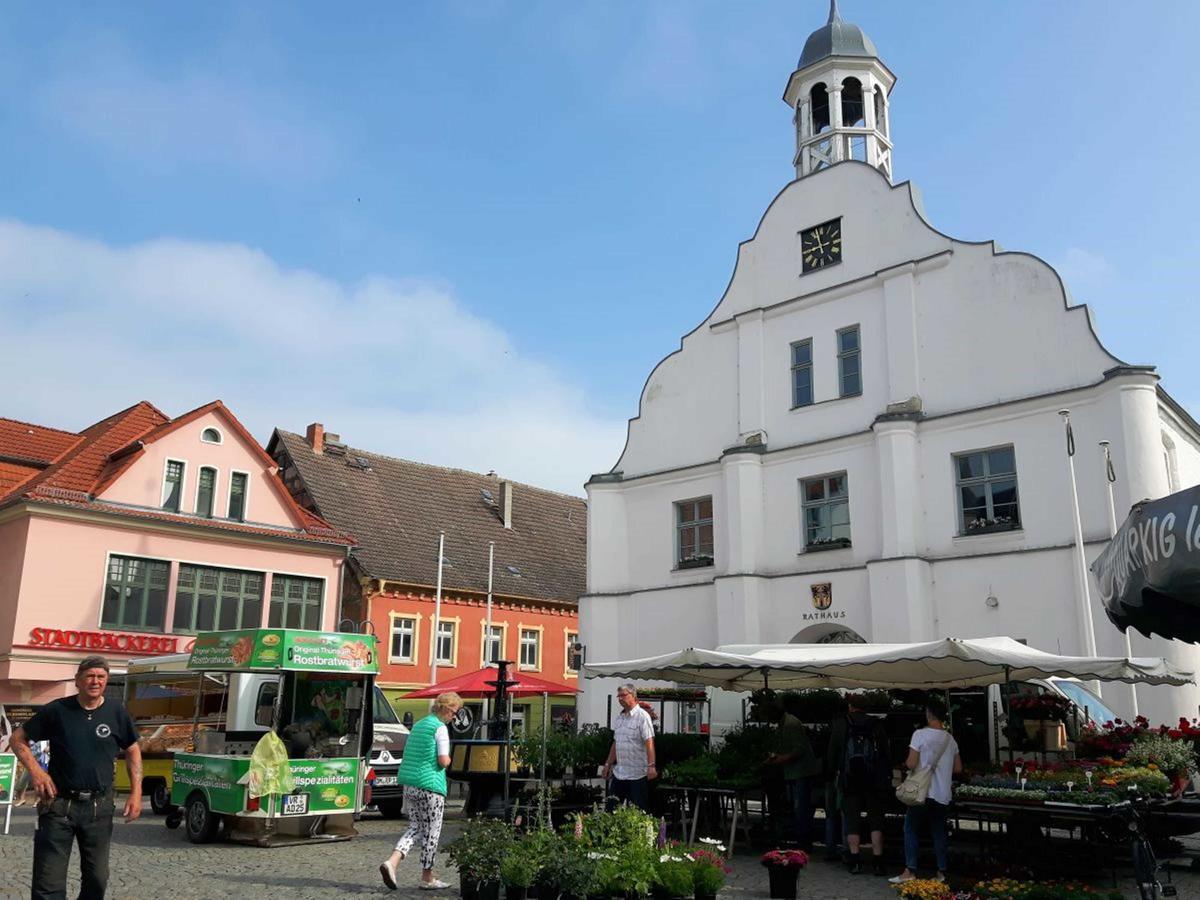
[0,400,353,703]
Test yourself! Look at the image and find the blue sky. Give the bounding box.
[2,1,1197,494]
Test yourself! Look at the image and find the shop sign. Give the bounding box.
[0,753,15,804]
[0,704,40,729]
[27,628,184,655]
[171,753,361,815]
[187,629,378,674]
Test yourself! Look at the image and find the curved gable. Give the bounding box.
[612,163,1126,478]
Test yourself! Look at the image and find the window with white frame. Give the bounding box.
[435,620,456,666]
[675,497,714,568]
[791,339,813,407]
[565,631,580,672]
[391,616,417,662]
[228,472,248,522]
[201,427,222,444]
[837,326,861,397]
[196,466,217,518]
[801,473,851,549]
[519,628,540,670]
[162,460,185,512]
[955,445,1021,535]
[482,624,504,664]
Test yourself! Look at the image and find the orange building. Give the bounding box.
[268,424,584,724]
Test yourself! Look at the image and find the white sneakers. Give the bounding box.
[419,879,451,890]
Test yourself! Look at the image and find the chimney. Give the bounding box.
[305,423,325,455]
[499,480,513,530]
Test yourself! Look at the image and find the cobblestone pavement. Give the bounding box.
[2,804,1198,899]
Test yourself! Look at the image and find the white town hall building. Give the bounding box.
[579,2,1200,729]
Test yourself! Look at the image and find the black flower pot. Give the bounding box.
[477,882,501,900]
[764,866,799,900]
[506,886,528,900]
[694,892,717,900]
[462,878,480,900]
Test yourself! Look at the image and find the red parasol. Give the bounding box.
[402,666,578,699]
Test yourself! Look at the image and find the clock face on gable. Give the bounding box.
[801,218,842,273]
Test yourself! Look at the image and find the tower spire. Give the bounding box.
[784,1,895,180]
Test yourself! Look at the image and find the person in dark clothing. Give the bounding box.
[826,694,891,875]
[765,695,821,851]
[12,656,142,900]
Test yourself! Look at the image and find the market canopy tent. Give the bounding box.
[583,636,1193,691]
[403,667,579,699]
[1092,483,1200,644]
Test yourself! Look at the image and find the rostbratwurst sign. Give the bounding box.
[1091,484,1200,643]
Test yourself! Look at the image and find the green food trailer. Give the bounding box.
[166,628,378,847]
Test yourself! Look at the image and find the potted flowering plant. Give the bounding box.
[759,849,808,899]
[689,842,730,900]
[654,853,695,900]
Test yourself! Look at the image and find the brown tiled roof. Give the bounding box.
[0,402,352,548]
[271,430,586,606]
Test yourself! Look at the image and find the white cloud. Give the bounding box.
[0,219,625,494]
[37,37,336,178]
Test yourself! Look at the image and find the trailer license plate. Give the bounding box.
[281,794,309,816]
[375,776,398,786]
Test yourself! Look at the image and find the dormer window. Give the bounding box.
[162,460,185,512]
[201,427,222,444]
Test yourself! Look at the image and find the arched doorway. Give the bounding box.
[790,623,867,644]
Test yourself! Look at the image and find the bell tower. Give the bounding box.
[783,0,896,180]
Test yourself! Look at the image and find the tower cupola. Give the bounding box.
[783,0,895,180]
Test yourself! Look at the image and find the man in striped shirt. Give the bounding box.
[602,683,656,811]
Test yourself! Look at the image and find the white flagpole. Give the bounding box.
[430,531,446,686]
[1100,441,1138,717]
[485,541,495,662]
[483,541,496,738]
[1060,412,1100,694]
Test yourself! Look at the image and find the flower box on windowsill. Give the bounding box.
[962,521,1020,536]
[804,538,851,553]
[676,556,714,570]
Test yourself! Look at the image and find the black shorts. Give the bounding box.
[842,786,888,833]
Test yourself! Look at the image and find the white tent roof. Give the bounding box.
[583,637,1193,691]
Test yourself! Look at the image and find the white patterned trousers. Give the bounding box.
[395,786,446,870]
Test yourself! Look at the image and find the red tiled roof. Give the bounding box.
[0,417,82,465]
[0,460,40,496]
[0,401,353,548]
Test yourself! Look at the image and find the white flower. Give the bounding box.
[699,837,720,845]
[660,854,685,863]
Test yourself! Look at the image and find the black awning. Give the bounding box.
[1092,484,1200,643]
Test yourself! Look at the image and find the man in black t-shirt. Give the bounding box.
[12,655,142,900]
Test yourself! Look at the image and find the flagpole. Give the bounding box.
[430,531,446,686]
[483,540,495,738]
[1060,411,1100,694]
[485,541,495,661]
[1100,440,1138,717]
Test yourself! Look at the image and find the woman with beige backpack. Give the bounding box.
[889,696,963,885]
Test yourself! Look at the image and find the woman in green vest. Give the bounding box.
[380,691,463,891]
